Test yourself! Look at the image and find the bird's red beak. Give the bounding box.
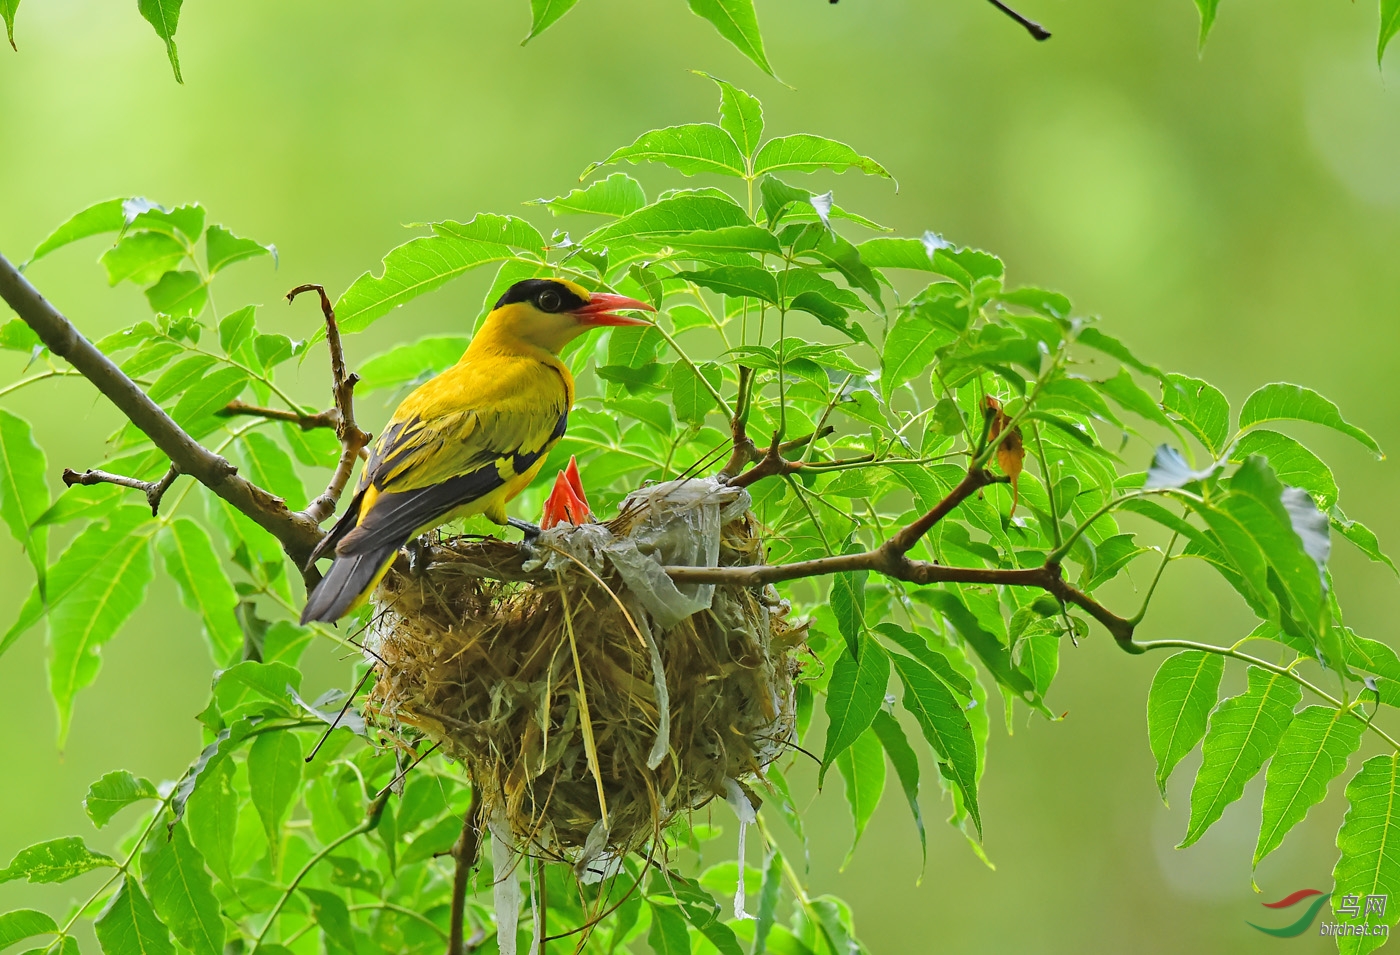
[541,456,593,529]
[570,292,655,327]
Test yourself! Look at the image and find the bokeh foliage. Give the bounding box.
[1,75,1398,954]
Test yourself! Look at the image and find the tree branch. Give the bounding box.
[287,284,372,525]
[985,0,1051,41]
[0,252,326,572]
[448,797,484,955]
[217,399,339,430]
[62,464,180,516]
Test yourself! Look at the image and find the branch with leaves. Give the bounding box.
[2,76,1398,955]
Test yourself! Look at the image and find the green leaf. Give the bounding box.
[217,305,256,355]
[788,290,869,344]
[168,366,246,440]
[1382,0,1400,65]
[1076,326,1166,381]
[1253,706,1362,869]
[0,318,40,352]
[686,0,774,78]
[205,225,274,274]
[834,728,885,868]
[47,507,157,746]
[1334,754,1400,954]
[27,197,127,265]
[0,409,49,594]
[253,333,293,370]
[586,194,749,247]
[696,71,764,157]
[829,570,866,660]
[524,0,580,39]
[667,225,783,257]
[752,848,783,954]
[100,231,188,286]
[607,325,664,368]
[148,355,217,403]
[84,771,159,829]
[137,0,183,82]
[925,590,1037,699]
[144,270,207,318]
[1193,0,1219,51]
[530,173,646,218]
[753,135,891,179]
[589,123,745,179]
[334,234,514,334]
[1162,374,1230,456]
[159,518,242,662]
[674,265,777,303]
[185,757,237,887]
[0,837,115,884]
[247,730,303,866]
[1332,508,1397,576]
[433,214,546,253]
[356,335,467,395]
[1146,650,1225,802]
[881,308,957,400]
[125,202,204,241]
[1230,429,1338,510]
[94,875,174,955]
[281,423,341,469]
[872,622,973,698]
[299,888,357,953]
[1238,382,1383,458]
[890,653,981,837]
[237,432,306,511]
[213,660,302,720]
[820,634,888,785]
[1092,367,1178,432]
[669,361,723,426]
[647,902,692,955]
[870,709,925,871]
[142,822,223,955]
[1179,666,1300,848]
[0,910,57,951]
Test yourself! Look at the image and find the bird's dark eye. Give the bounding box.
[537,288,562,312]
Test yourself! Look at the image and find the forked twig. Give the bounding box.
[61,463,180,516]
[287,284,372,525]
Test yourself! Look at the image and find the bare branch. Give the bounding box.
[287,285,372,525]
[985,0,1051,40]
[218,399,338,430]
[728,431,807,489]
[448,797,483,955]
[0,252,326,572]
[61,464,181,516]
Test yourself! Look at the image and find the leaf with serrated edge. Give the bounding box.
[588,123,745,179]
[1179,666,1300,847]
[1254,706,1362,868]
[686,0,775,77]
[334,234,514,334]
[753,134,890,179]
[834,728,885,869]
[142,822,223,955]
[1147,650,1224,802]
[0,836,115,884]
[95,875,174,955]
[891,653,981,836]
[0,909,58,950]
[696,71,763,157]
[1239,382,1383,458]
[136,0,183,83]
[247,730,302,866]
[820,634,888,785]
[0,409,50,594]
[85,771,158,829]
[159,518,241,663]
[1333,753,1400,954]
[871,709,926,872]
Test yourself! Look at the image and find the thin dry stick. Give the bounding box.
[217,399,339,430]
[287,284,372,525]
[556,576,610,830]
[448,797,484,955]
[62,463,180,516]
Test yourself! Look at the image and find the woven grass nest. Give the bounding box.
[364,477,806,869]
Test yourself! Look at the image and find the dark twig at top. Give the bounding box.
[985,0,1051,40]
[287,285,372,526]
[217,399,339,430]
[0,252,327,575]
[61,464,181,516]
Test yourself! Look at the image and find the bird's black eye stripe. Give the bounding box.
[493,278,588,313]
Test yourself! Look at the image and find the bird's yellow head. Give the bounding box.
[482,278,655,354]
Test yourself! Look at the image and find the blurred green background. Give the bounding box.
[2,0,1398,951]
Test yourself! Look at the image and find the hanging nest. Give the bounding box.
[364,478,806,868]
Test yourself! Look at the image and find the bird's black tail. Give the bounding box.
[300,544,400,624]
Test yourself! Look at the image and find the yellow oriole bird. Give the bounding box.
[300,278,653,624]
